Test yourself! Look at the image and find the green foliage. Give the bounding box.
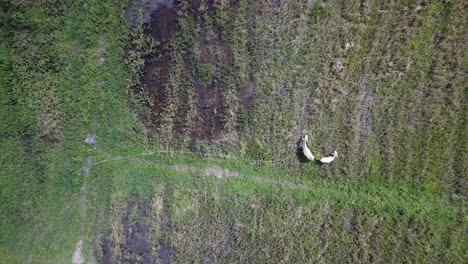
[90,151,464,263]
[0,0,137,261]
[0,0,466,262]
[245,141,269,160]
[198,63,213,84]
[126,28,159,90]
[311,0,332,22]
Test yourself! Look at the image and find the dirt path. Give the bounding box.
[73,36,105,264]
[73,124,95,264]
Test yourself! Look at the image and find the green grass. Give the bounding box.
[106,152,468,261]
[0,0,137,261]
[84,149,465,263]
[0,0,466,263]
[92,151,459,220]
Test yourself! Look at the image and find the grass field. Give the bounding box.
[0,0,466,263]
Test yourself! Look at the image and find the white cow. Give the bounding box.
[299,135,315,161]
[319,151,338,164]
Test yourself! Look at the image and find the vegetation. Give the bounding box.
[0,0,466,263]
[133,0,467,193]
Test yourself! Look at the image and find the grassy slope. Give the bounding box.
[0,0,466,263]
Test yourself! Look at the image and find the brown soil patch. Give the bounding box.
[142,2,178,128]
[137,1,254,144]
[192,80,225,141]
[190,25,235,142]
[120,202,153,263]
[100,200,172,263]
[100,238,113,264]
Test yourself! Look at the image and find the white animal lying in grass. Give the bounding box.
[299,135,315,161]
[319,151,338,164]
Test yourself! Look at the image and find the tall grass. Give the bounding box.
[0,0,466,262]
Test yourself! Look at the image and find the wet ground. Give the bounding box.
[142,1,178,128]
[136,0,255,144]
[100,201,171,264]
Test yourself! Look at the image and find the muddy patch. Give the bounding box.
[124,221,151,258]
[157,240,171,264]
[100,199,172,264]
[190,25,236,141]
[100,238,113,264]
[120,202,153,263]
[134,0,244,143]
[127,0,176,28]
[192,80,226,141]
[145,0,175,24]
[142,1,178,128]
